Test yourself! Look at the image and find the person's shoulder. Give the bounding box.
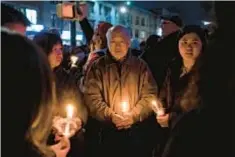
[91,55,106,68]
[96,50,106,57]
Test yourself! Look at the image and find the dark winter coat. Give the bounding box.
[159,59,201,129]
[142,31,180,90]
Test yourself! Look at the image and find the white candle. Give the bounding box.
[151,100,159,112]
[152,100,165,116]
[70,55,78,67]
[64,104,74,137]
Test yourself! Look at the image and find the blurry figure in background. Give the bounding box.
[83,22,113,73]
[130,38,142,57]
[48,28,61,36]
[75,2,112,73]
[139,41,146,54]
[2,28,70,157]
[81,22,113,93]
[157,25,207,157]
[144,15,183,91]
[1,3,31,35]
[84,25,158,157]
[146,35,160,48]
[33,31,87,157]
[69,46,87,84]
[70,46,87,67]
[141,34,160,59]
[205,23,217,41]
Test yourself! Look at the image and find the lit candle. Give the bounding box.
[152,100,165,116]
[64,104,74,137]
[157,108,165,116]
[121,101,129,113]
[70,55,78,67]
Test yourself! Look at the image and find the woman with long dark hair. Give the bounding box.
[157,25,207,128]
[154,25,207,156]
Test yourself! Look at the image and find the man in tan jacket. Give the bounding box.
[84,25,158,157]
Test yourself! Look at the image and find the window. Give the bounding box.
[135,16,139,25]
[141,18,145,26]
[135,29,139,38]
[87,1,94,14]
[26,9,37,24]
[140,31,146,39]
[99,4,103,15]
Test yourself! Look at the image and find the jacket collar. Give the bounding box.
[104,49,132,67]
[92,48,107,54]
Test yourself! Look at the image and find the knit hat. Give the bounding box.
[161,15,183,27]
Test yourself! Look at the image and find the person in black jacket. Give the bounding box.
[144,16,183,90]
[1,3,31,35]
[161,2,235,157]
[2,28,70,157]
[33,31,88,157]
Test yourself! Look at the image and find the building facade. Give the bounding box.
[2,1,160,44]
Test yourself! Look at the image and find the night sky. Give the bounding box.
[107,1,207,25]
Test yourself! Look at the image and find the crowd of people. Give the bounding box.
[2,2,234,157]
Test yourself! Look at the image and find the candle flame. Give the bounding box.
[70,56,78,64]
[152,100,157,106]
[152,100,159,109]
[121,101,129,113]
[66,104,74,119]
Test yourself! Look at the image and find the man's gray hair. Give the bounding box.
[106,25,131,41]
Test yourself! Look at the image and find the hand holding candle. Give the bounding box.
[52,104,82,138]
[152,100,165,116]
[114,101,134,130]
[121,101,130,114]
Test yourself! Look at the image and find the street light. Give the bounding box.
[126,1,131,6]
[120,6,127,14]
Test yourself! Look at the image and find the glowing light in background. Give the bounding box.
[26,24,44,32]
[120,6,127,14]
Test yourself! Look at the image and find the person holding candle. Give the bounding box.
[84,25,158,157]
[2,29,70,157]
[161,3,235,157]
[33,31,88,157]
[154,25,207,156]
[157,25,206,128]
